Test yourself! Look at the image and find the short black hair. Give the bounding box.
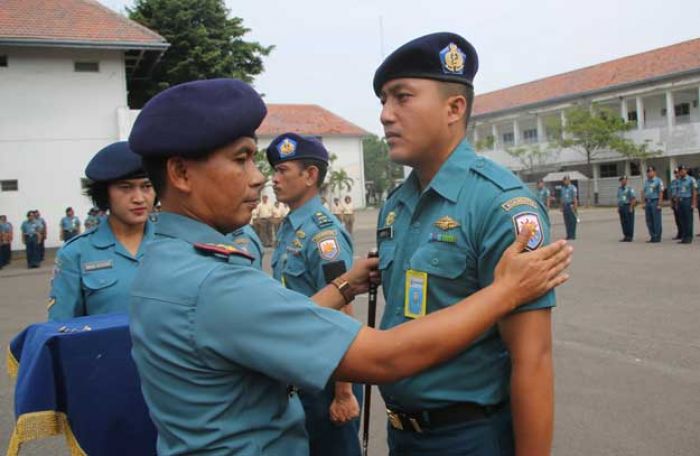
[84,181,110,211]
[26,211,33,217]
[439,81,474,128]
[299,158,328,189]
[65,207,73,213]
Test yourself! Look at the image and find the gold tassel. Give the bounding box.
[4,411,86,456]
[6,347,18,381]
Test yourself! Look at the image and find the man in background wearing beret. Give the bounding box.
[267,132,362,456]
[373,32,557,455]
[126,77,570,455]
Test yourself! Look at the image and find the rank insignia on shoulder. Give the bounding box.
[513,212,543,251]
[501,197,537,212]
[385,211,396,227]
[194,242,254,261]
[314,232,340,261]
[313,212,333,228]
[433,216,460,231]
[296,230,306,239]
[47,298,55,310]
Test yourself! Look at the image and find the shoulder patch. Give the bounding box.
[312,229,337,243]
[313,211,334,228]
[513,212,544,251]
[501,197,538,211]
[314,231,340,261]
[471,158,522,192]
[193,242,254,261]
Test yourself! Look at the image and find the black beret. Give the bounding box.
[373,32,478,96]
[129,78,267,158]
[678,164,687,170]
[85,141,145,182]
[266,133,329,167]
[646,165,656,172]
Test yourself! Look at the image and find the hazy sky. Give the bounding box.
[102,0,700,135]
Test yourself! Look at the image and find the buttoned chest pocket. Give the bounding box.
[409,245,467,280]
[81,270,118,294]
[378,242,395,272]
[283,254,306,277]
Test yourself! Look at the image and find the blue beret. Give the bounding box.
[373,32,478,96]
[266,133,329,166]
[85,141,145,182]
[129,78,267,158]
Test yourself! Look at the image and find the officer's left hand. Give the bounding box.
[329,392,360,425]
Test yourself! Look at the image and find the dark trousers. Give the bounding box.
[63,230,78,243]
[38,239,45,261]
[24,236,40,268]
[672,205,681,237]
[678,198,694,242]
[387,404,514,456]
[644,200,662,242]
[618,205,634,240]
[300,382,363,456]
[0,244,10,267]
[562,204,577,239]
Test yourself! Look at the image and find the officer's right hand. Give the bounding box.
[494,230,572,309]
[344,257,381,297]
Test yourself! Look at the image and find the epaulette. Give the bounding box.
[470,156,522,192]
[313,211,334,228]
[193,242,254,261]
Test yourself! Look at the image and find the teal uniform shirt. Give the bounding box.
[272,196,353,296]
[617,185,636,206]
[670,179,679,198]
[84,215,100,230]
[20,220,40,237]
[0,222,10,235]
[48,219,154,320]
[537,187,551,207]
[228,224,264,270]
[129,212,361,455]
[677,175,698,198]
[643,176,664,200]
[377,139,555,410]
[60,215,81,232]
[561,184,577,204]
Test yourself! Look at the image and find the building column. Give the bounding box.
[513,119,520,146]
[665,90,675,129]
[593,163,600,205]
[669,157,678,181]
[536,115,545,143]
[560,111,567,139]
[636,96,645,130]
[624,160,632,177]
[620,98,628,122]
[492,124,499,150]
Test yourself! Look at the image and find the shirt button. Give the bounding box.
[431,258,439,265]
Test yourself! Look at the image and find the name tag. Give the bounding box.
[404,269,427,319]
[84,260,113,272]
[377,226,393,240]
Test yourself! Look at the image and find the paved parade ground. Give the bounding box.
[1,207,699,455]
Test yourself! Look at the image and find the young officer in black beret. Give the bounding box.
[268,132,362,456]
[373,32,559,455]
[126,77,571,455]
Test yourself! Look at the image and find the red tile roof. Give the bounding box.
[473,38,700,117]
[258,104,370,137]
[0,0,167,48]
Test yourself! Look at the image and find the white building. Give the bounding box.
[0,0,168,250]
[469,38,700,205]
[0,0,369,251]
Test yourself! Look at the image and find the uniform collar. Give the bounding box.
[155,212,231,246]
[288,195,323,230]
[396,138,476,205]
[91,218,155,258]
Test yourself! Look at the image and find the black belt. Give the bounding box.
[387,401,506,433]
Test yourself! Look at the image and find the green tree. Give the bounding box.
[505,144,553,174]
[324,153,354,196]
[255,149,273,188]
[362,135,404,204]
[475,135,495,152]
[127,0,273,107]
[552,105,635,205]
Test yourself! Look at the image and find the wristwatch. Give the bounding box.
[331,277,354,305]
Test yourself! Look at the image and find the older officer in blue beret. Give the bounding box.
[373,32,559,455]
[268,132,362,456]
[127,78,571,455]
[48,141,155,320]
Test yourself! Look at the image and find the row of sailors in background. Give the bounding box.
[250,194,355,248]
[531,166,699,244]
